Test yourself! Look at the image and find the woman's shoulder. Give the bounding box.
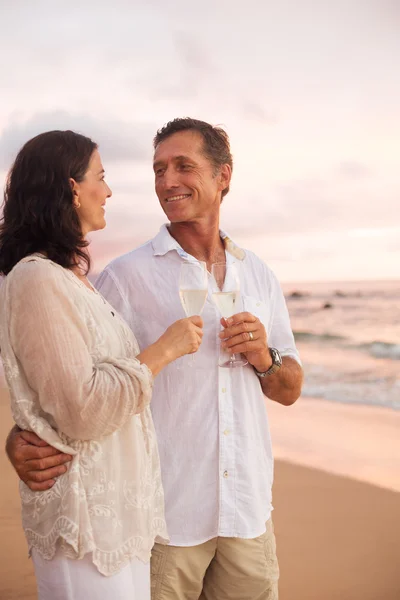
[6,255,68,294]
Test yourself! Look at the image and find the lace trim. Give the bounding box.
[25,516,82,559]
[26,516,168,576]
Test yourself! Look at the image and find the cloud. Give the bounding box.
[243,104,279,125]
[0,111,157,169]
[222,171,400,238]
[337,161,372,179]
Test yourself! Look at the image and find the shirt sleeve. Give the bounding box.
[267,269,302,365]
[9,261,153,441]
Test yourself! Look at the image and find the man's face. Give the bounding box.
[153,130,230,224]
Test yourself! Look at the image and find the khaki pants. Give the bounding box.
[151,519,279,600]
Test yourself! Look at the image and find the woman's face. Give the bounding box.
[71,149,112,235]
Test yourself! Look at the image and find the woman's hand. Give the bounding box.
[160,316,204,360]
[137,316,203,376]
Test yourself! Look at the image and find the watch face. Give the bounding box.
[270,347,282,367]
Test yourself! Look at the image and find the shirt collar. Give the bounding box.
[151,224,246,261]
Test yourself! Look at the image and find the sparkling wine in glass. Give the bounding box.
[179,261,208,362]
[211,262,248,368]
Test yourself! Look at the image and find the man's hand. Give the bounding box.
[219,312,272,373]
[6,426,73,491]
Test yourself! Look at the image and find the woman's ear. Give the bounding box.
[70,178,81,208]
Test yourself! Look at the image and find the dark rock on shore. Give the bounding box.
[288,290,309,299]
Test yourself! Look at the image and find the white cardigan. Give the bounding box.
[0,255,168,576]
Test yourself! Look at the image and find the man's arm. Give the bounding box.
[6,426,72,491]
[258,356,303,405]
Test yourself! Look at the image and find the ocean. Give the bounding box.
[283,280,400,411]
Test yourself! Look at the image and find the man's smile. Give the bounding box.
[165,194,192,203]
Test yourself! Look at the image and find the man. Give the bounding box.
[6,118,303,599]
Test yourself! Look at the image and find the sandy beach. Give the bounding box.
[1,385,399,600]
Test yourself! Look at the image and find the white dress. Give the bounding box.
[0,254,168,597]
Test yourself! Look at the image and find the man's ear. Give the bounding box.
[218,164,232,192]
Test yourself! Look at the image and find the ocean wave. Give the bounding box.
[360,341,400,360]
[294,330,400,360]
[301,384,400,411]
[301,370,400,411]
[293,331,347,343]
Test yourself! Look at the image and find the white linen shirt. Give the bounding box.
[96,225,300,546]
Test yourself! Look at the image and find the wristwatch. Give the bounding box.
[254,347,282,378]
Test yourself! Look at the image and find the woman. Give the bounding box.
[0,130,203,599]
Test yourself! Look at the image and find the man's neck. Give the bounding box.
[168,218,226,270]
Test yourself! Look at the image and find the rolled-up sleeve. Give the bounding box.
[10,262,152,441]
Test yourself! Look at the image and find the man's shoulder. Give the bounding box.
[104,239,155,277]
[242,249,275,281]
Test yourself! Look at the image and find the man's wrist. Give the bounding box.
[251,349,273,373]
[254,348,282,377]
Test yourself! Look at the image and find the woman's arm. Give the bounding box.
[9,261,154,440]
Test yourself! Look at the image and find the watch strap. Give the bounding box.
[254,347,282,378]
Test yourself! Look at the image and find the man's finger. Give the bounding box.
[26,480,56,492]
[219,322,257,339]
[16,444,67,461]
[26,464,69,483]
[25,453,72,472]
[222,332,259,348]
[223,340,265,355]
[221,312,257,327]
[19,430,52,447]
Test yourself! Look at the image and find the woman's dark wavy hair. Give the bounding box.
[0,129,97,275]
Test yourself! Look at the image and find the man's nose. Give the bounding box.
[163,168,179,189]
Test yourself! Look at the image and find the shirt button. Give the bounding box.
[223,470,229,478]
[221,388,226,393]
[223,429,230,436]
[256,302,261,307]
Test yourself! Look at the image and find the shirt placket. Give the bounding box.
[217,366,236,534]
[217,251,237,535]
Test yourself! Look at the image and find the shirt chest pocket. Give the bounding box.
[242,295,270,332]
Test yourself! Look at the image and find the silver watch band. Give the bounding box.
[254,347,282,378]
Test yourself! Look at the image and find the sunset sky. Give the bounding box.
[0,0,398,282]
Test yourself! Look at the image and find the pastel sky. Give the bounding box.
[0,0,398,282]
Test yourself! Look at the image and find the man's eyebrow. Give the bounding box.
[174,155,193,162]
[153,155,194,169]
[97,168,105,175]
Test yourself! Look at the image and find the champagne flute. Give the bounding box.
[211,262,248,368]
[179,261,208,363]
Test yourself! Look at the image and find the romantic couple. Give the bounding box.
[0,117,303,600]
